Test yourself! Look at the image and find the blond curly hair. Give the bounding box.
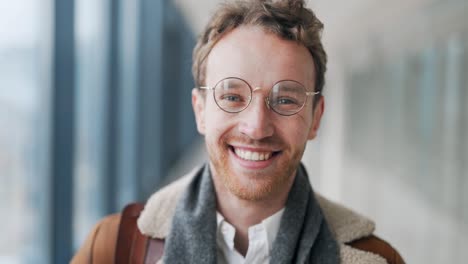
[192,0,327,103]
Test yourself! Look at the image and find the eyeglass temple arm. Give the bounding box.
[306,91,321,96]
[197,86,214,90]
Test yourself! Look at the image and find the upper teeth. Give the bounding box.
[234,148,272,161]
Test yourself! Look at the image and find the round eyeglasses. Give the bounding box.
[198,77,320,116]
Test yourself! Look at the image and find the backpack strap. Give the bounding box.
[115,203,166,263]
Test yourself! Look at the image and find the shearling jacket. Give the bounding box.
[71,167,404,264]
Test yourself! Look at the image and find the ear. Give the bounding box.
[192,88,206,135]
[307,96,325,140]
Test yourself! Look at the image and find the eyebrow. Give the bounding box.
[274,83,304,93]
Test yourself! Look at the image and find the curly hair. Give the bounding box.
[192,0,327,101]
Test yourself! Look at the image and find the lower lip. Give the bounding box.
[229,147,279,170]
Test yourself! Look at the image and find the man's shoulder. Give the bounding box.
[137,166,199,239]
[315,194,404,263]
[315,194,376,243]
[347,235,405,264]
[70,213,121,263]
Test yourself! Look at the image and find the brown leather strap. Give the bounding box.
[131,224,149,263]
[116,203,148,264]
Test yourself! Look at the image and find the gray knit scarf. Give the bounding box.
[163,164,340,263]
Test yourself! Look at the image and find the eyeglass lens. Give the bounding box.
[213,77,308,116]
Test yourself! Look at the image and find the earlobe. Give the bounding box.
[307,96,325,140]
[192,88,206,135]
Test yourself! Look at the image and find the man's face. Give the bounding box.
[192,26,324,201]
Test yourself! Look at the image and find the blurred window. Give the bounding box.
[73,0,112,249]
[343,29,468,264]
[0,0,52,263]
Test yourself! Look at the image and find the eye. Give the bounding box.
[220,94,244,102]
[275,97,299,105]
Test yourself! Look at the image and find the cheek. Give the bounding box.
[204,108,235,139]
[203,100,220,129]
[277,117,313,145]
[279,126,308,145]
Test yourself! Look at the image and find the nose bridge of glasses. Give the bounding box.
[253,86,262,92]
[250,86,271,109]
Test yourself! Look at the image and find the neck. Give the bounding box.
[211,168,295,256]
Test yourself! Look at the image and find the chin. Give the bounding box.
[226,177,274,201]
[219,165,293,201]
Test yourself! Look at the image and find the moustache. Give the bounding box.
[224,134,285,150]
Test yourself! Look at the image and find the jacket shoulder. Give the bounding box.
[347,235,405,264]
[70,213,121,264]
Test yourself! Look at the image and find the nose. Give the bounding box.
[238,96,274,140]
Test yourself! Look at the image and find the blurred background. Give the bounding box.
[0,0,466,263]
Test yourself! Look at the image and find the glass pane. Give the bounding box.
[0,0,52,263]
[73,0,111,250]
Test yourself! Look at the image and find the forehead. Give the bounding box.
[205,26,316,88]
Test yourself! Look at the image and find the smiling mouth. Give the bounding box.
[229,146,281,161]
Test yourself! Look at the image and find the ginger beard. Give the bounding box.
[206,134,306,201]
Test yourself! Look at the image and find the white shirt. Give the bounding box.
[216,209,285,264]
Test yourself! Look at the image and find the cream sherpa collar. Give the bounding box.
[137,166,388,264]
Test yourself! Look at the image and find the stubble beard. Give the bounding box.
[206,137,305,201]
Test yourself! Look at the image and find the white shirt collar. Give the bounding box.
[216,208,285,263]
